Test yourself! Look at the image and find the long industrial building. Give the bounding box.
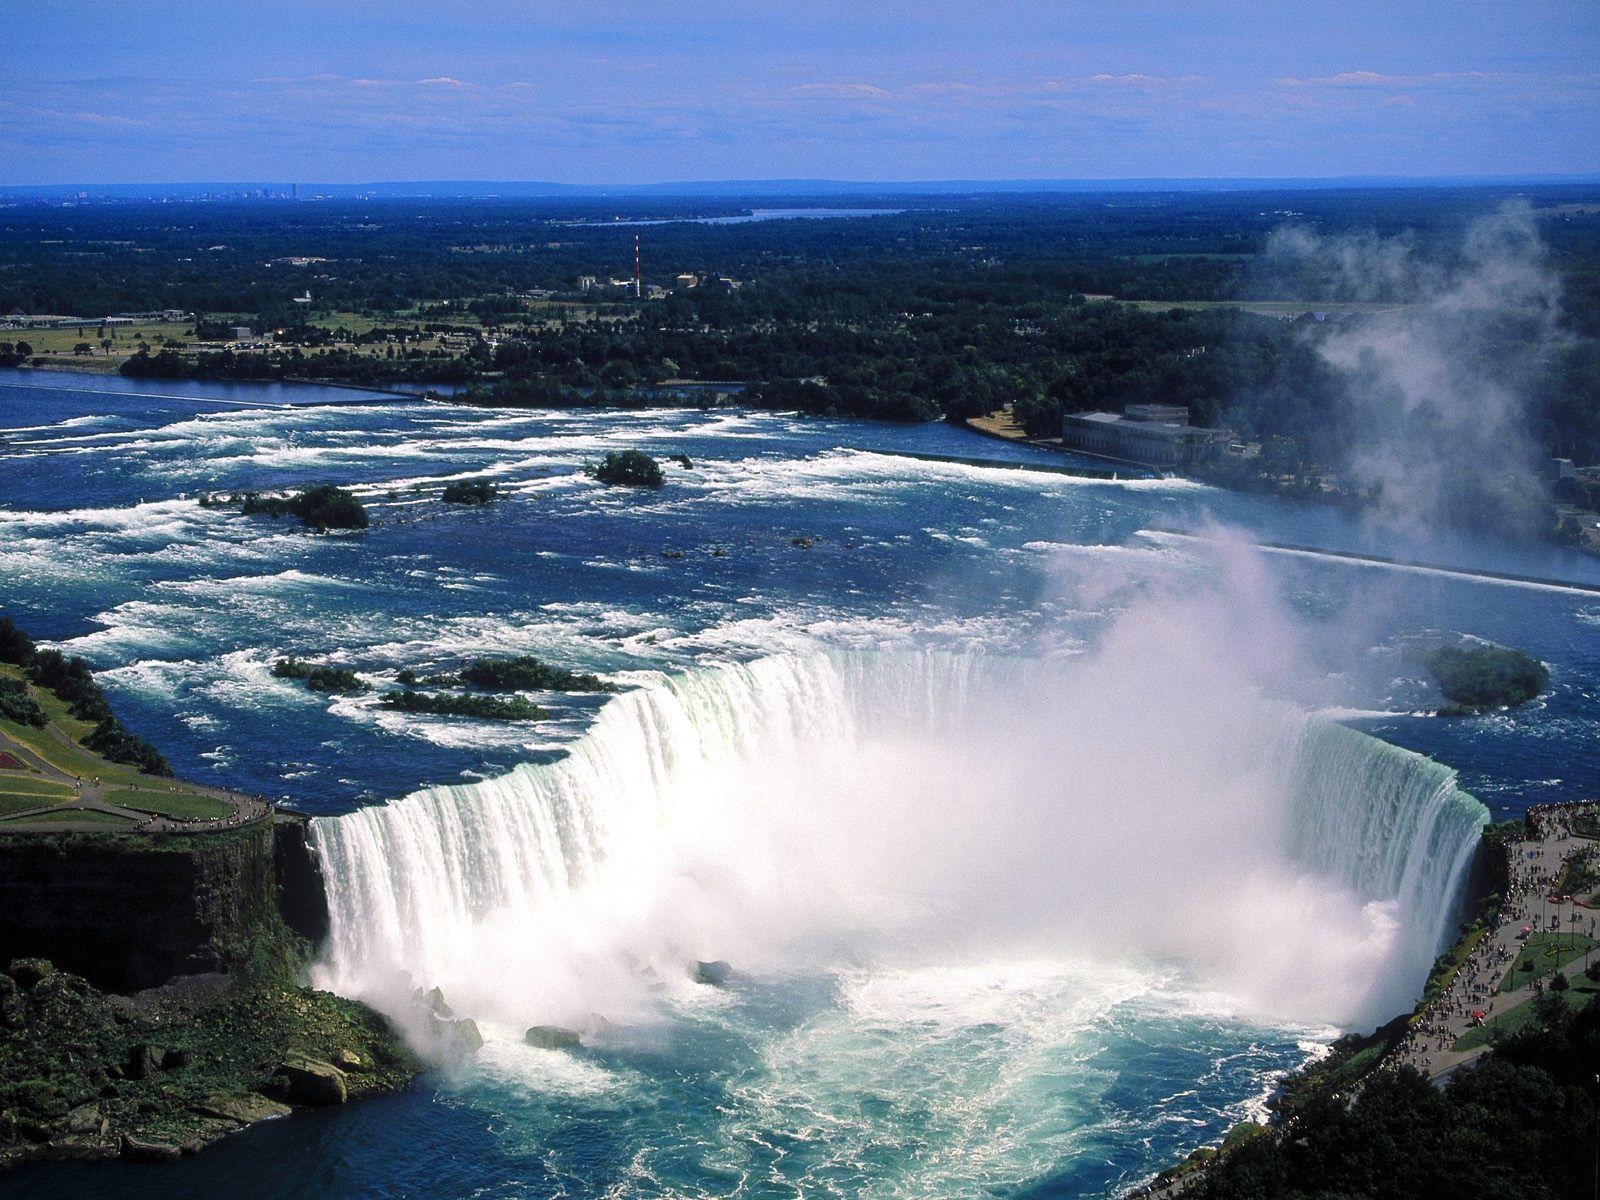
[1060,404,1226,468]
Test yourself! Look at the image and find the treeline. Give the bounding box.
[6,188,1599,326]
[11,187,1599,473]
[0,618,170,776]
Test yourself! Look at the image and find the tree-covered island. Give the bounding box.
[1423,644,1550,714]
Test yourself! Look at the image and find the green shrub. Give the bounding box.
[595,450,664,488]
[1423,644,1548,710]
[441,479,499,505]
[0,677,47,728]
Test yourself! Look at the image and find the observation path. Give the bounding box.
[0,706,272,836]
[1393,800,1600,1082]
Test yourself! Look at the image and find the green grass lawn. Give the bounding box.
[0,793,60,817]
[3,808,137,829]
[106,788,234,820]
[1500,932,1597,993]
[0,777,74,801]
[18,320,189,357]
[1455,978,1600,1051]
[0,714,147,791]
[0,665,233,820]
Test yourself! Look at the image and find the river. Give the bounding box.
[3,369,1597,1198]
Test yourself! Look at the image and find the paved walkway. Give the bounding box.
[1389,800,1598,1081]
[0,720,272,834]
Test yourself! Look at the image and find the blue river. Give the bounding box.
[2,370,1597,1199]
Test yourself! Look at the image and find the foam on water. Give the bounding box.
[7,376,1592,1199]
[305,647,1487,1196]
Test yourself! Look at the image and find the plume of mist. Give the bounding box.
[1268,202,1565,537]
[316,537,1465,1037]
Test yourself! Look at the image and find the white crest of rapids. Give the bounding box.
[310,651,1487,1034]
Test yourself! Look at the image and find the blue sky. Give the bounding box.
[5,0,1599,184]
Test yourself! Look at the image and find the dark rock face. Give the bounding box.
[273,820,330,945]
[0,824,419,1169]
[123,1044,168,1081]
[691,960,732,986]
[272,1058,349,1106]
[0,819,328,994]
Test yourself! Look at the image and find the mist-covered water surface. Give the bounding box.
[4,370,1598,1199]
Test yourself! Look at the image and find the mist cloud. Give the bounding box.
[1270,202,1565,537]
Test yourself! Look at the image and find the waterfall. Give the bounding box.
[309,650,1488,1029]
[310,652,995,1001]
[1285,720,1487,958]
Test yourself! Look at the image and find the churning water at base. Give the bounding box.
[309,650,1486,1198]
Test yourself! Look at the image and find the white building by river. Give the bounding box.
[1061,404,1226,468]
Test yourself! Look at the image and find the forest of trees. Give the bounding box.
[5,187,1600,510]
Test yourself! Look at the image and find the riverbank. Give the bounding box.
[1130,798,1600,1198]
[1392,800,1598,1080]
[0,814,423,1168]
[1,361,429,403]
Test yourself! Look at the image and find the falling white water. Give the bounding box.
[310,650,1487,1039]
[1286,720,1486,964]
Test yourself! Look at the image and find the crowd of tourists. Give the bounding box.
[1390,800,1597,1076]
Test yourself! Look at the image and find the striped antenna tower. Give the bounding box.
[634,233,641,299]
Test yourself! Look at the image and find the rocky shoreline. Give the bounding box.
[0,813,423,1169]
[0,956,420,1166]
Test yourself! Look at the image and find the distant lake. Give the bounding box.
[571,207,903,227]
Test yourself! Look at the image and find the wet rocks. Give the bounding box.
[120,1133,182,1162]
[523,1025,582,1050]
[430,1014,484,1056]
[691,960,732,986]
[193,1093,292,1125]
[271,1058,349,1106]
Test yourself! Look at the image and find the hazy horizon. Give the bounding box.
[7,1,1598,186]
[9,172,1600,198]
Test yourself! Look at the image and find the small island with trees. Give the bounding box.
[271,659,368,695]
[1422,643,1550,715]
[203,485,368,532]
[595,450,665,489]
[269,653,613,722]
[454,655,614,693]
[440,479,499,506]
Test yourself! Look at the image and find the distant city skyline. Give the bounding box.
[6,0,1599,185]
